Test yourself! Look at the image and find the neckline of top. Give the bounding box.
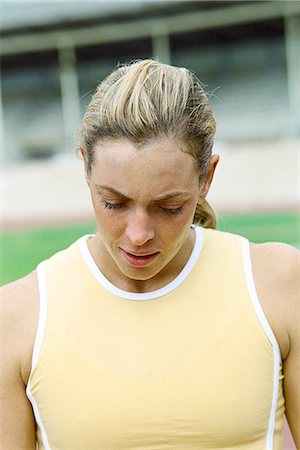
[77,226,203,301]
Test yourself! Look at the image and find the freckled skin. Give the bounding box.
[85,137,217,293]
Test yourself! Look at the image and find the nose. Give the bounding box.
[125,207,155,247]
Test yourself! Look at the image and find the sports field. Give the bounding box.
[1,212,299,285]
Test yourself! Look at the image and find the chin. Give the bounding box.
[121,266,159,281]
[117,257,167,280]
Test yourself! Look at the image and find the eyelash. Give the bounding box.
[102,201,184,215]
[102,201,125,210]
[163,205,184,215]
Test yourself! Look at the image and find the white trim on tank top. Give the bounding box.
[26,263,52,450]
[78,225,203,300]
[241,237,281,450]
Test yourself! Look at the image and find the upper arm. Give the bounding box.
[281,246,300,447]
[1,273,39,449]
[251,242,300,447]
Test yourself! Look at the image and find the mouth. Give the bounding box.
[120,249,160,267]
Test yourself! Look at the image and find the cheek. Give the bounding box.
[158,213,194,242]
[94,208,125,241]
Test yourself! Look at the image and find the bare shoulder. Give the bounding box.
[1,271,40,384]
[250,241,300,359]
[250,240,299,270]
[250,241,299,304]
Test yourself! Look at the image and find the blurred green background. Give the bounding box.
[1,212,298,285]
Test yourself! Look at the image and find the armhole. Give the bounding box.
[242,237,282,450]
[241,237,281,361]
[26,262,52,449]
[26,261,48,385]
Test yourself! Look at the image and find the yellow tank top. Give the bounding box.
[27,227,285,450]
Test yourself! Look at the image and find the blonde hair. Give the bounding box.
[79,59,217,228]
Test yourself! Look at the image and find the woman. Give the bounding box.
[2,59,299,449]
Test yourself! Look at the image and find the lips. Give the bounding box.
[120,249,159,267]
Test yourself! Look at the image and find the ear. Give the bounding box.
[80,145,91,187]
[198,154,219,203]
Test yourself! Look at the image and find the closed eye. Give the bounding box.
[161,205,184,215]
[101,200,184,215]
[102,201,127,210]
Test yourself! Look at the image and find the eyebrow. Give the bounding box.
[95,185,190,202]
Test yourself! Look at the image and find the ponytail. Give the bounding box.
[193,200,216,229]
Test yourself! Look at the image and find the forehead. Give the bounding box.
[91,138,199,197]
[92,137,196,174]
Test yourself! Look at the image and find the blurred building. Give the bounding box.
[1,0,300,227]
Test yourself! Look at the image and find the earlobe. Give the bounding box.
[198,154,220,203]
